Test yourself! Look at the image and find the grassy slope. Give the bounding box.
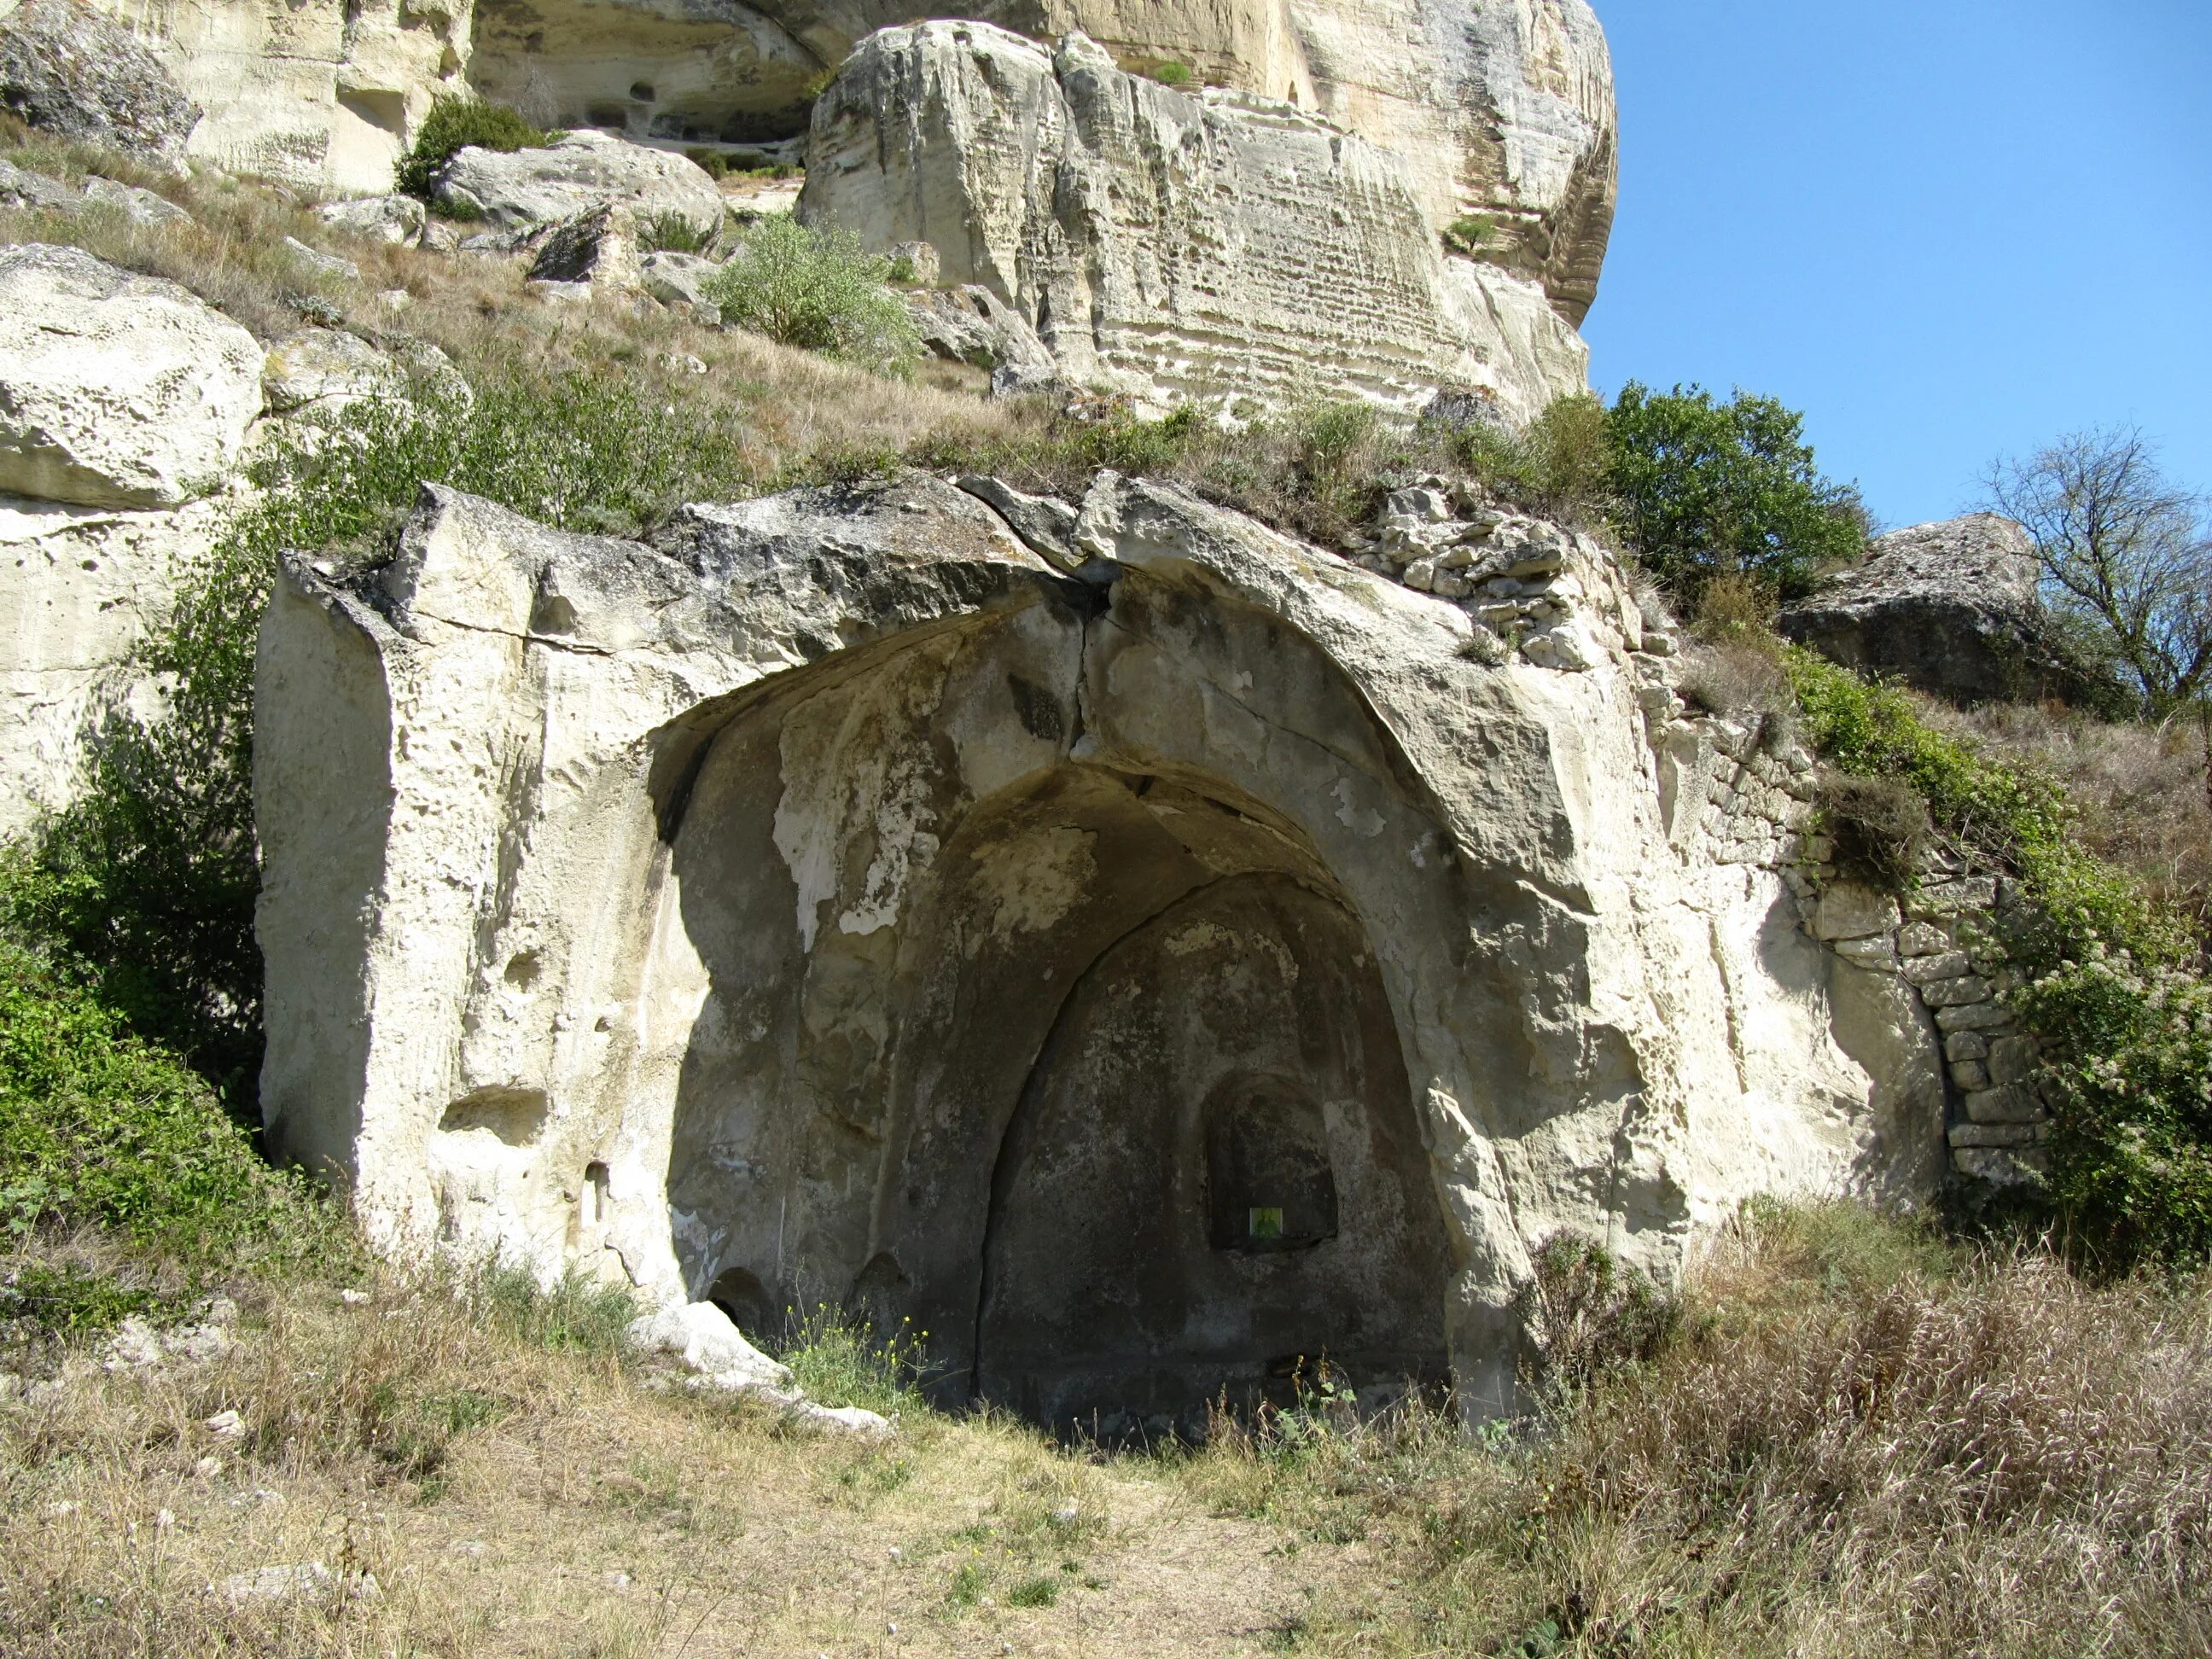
[7,1204,2209,1658]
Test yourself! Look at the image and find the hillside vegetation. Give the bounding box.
[3,114,2212,1658]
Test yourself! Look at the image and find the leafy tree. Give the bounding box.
[1982,427,2212,724]
[1605,382,1866,605]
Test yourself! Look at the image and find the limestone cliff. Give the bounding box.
[800,23,1588,420]
[69,0,1611,326]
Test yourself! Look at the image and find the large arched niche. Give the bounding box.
[650,567,1529,1429]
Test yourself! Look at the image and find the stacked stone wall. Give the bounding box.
[1348,480,2049,1190]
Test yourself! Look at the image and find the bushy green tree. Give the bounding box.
[394,97,556,200]
[703,217,922,373]
[1607,382,1866,605]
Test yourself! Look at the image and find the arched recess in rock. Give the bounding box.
[650,562,1537,1424]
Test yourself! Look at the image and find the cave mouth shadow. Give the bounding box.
[666,743,1456,1439]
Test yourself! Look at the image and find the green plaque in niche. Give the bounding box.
[1248,1207,1284,1241]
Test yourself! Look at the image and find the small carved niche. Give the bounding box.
[1205,1081,1339,1253]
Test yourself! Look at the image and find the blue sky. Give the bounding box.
[1582,0,2212,530]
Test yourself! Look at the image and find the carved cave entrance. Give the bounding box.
[469,0,833,152]
[662,607,1453,1438]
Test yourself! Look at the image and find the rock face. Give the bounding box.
[463,0,1614,323]
[905,284,1059,395]
[434,130,724,236]
[801,24,1588,421]
[0,244,259,835]
[257,469,1950,1430]
[81,0,466,193]
[0,0,200,166]
[0,244,264,509]
[1778,515,2092,707]
[0,494,223,836]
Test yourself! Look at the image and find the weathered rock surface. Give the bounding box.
[262,328,404,414]
[0,492,224,836]
[0,0,200,166]
[463,0,1613,322]
[1778,515,2096,707]
[0,154,73,209]
[435,130,724,237]
[0,244,263,509]
[640,249,719,319]
[526,202,644,292]
[257,469,1947,1425]
[802,23,1588,421]
[80,174,191,225]
[317,192,425,245]
[905,283,1059,395]
[82,0,467,193]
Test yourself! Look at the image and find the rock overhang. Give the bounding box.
[255,467,1947,1425]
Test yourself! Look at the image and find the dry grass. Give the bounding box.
[1926,699,2212,935]
[0,124,1026,498]
[9,1204,2207,1658]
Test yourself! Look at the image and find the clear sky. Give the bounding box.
[1582,0,2212,531]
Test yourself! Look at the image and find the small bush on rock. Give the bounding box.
[394,96,556,201]
[703,216,921,374]
[1819,771,1933,888]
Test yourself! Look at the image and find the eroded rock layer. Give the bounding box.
[256,470,1948,1429]
[801,23,1588,420]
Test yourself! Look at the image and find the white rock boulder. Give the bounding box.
[0,244,263,509]
[256,470,1947,1425]
[434,130,723,238]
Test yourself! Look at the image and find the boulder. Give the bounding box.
[1778,515,2102,707]
[0,244,263,509]
[317,193,427,246]
[0,0,200,166]
[0,155,73,210]
[640,249,719,320]
[905,285,1060,396]
[80,175,191,226]
[0,492,224,837]
[261,329,404,414]
[800,24,1587,422]
[526,202,643,291]
[435,130,723,239]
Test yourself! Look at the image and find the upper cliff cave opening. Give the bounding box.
[469,0,824,153]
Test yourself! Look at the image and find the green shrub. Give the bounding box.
[702,217,921,373]
[1447,393,1614,521]
[394,96,556,200]
[1607,382,1866,606]
[772,1303,930,1415]
[0,913,322,1262]
[1788,649,2212,1264]
[1443,215,1494,254]
[637,209,709,255]
[15,368,759,1119]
